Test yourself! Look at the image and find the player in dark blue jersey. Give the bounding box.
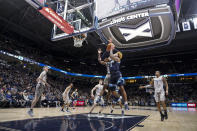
[71,89,78,108]
[109,43,129,110]
[98,48,124,115]
[98,38,129,110]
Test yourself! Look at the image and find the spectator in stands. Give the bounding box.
[11,86,18,95]
[0,89,6,102]
[0,89,9,107]
[6,91,12,102]
[23,91,30,107]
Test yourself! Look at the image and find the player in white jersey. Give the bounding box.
[28,66,50,117]
[140,71,169,121]
[61,83,73,112]
[89,79,106,114]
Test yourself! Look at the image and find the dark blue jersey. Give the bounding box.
[73,92,78,99]
[109,60,120,72]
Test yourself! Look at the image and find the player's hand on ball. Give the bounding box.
[106,43,115,51]
[111,43,115,50]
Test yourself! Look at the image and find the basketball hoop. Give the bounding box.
[73,33,87,48]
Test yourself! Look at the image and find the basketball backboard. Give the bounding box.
[51,0,94,41]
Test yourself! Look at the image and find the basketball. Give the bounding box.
[106,43,114,51]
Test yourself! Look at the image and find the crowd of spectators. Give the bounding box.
[0,60,63,108]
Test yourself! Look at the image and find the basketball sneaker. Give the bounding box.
[160,113,165,121]
[61,108,65,112]
[164,110,168,119]
[27,109,34,117]
[121,110,124,116]
[124,104,130,110]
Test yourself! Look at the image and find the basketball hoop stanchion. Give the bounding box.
[25,0,74,34]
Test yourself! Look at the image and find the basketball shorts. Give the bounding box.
[154,91,165,102]
[109,71,125,91]
[94,95,104,105]
[62,94,71,104]
[35,83,45,98]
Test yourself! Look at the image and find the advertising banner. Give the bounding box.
[171,103,196,108]
[39,7,74,34]
[73,101,85,106]
[171,103,187,107]
[187,103,196,108]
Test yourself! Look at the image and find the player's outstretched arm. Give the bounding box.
[139,85,146,89]
[91,86,97,97]
[98,48,106,65]
[139,79,154,89]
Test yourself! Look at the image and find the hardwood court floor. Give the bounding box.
[0,106,197,131]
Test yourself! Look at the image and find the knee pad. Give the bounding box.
[112,96,121,103]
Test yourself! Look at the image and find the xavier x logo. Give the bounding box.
[119,21,153,41]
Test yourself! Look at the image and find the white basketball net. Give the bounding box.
[74,39,83,47]
[73,33,87,48]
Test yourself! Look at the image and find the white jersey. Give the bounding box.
[63,86,71,97]
[38,71,47,86]
[153,76,164,92]
[95,84,104,96]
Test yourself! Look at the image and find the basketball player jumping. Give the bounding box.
[98,41,129,110]
[98,48,122,112]
[139,71,169,121]
[71,89,78,108]
[108,40,129,110]
[28,66,50,117]
[89,79,105,114]
[61,83,74,112]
